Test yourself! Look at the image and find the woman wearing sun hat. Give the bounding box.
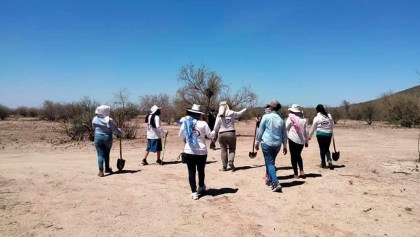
[179,104,212,200]
[141,105,168,165]
[286,104,308,178]
[92,105,123,177]
[211,101,247,172]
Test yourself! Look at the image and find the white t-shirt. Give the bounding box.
[179,119,211,155]
[146,114,166,139]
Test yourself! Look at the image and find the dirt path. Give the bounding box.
[1,119,419,236]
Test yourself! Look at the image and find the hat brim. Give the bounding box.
[288,108,301,113]
[186,109,204,115]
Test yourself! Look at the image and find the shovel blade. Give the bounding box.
[332,152,340,161]
[117,158,125,171]
[249,152,257,158]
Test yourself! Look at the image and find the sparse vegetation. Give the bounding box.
[0,104,11,120]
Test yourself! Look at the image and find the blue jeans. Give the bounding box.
[261,143,281,186]
[94,133,113,170]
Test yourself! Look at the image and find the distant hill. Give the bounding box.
[349,85,420,107]
[336,85,420,127]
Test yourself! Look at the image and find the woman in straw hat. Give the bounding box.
[141,105,168,165]
[92,105,123,177]
[211,101,247,172]
[179,104,212,200]
[286,104,308,179]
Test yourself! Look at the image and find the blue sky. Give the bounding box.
[1,0,419,108]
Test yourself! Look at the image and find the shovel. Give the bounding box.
[249,114,260,158]
[160,133,168,165]
[116,136,125,171]
[332,135,340,161]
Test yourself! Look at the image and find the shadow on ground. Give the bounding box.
[109,169,141,175]
[204,188,239,197]
[280,180,305,188]
[234,165,264,171]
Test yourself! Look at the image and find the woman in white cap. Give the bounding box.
[142,105,168,165]
[92,105,123,177]
[286,104,308,179]
[211,101,247,172]
[179,104,212,200]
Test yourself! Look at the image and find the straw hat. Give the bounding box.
[187,104,204,115]
[288,104,302,113]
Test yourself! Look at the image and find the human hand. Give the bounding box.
[255,143,260,151]
[210,131,216,139]
[305,143,308,148]
[283,147,288,155]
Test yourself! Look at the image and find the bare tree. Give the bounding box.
[113,89,140,139]
[177,64,257,113]
[360,102,376,125]
[139,93,173,124]
[177,64,222,112]
[219,85,257,110]
[341,100,351,117]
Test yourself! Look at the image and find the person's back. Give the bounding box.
[180,118,211,156]
[257,112,287,147]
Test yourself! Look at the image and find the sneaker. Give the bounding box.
[141,159,148,166]
[197,185,206,194]
[229,164,236,172]
[321,162,327,169]
[98,170,104,177]
[156,159,163,165]
[191,192,199,200]
[220,167,227,172]
[105,168,113,174]
[328,162,334,170]
[271,184,282,192]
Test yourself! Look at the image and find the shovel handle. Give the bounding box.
[251,114,260,152]
[119,136,122,158]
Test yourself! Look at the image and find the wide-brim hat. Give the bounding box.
[288,104,302,113]
[187,104,204,115]
[150,105,160,114]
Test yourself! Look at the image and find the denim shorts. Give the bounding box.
[146,139,162,152]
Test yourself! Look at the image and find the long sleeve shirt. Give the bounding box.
[309,113,334,138]
[213,108,246,133]
[92,116,122,136]
[255,111,287,148]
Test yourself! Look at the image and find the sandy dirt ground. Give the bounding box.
[1,118,419,237]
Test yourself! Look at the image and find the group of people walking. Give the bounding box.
[91,100,335,199]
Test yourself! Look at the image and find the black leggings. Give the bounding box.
[185,154,207,193]
[316,135,332,164]
[288,139,304,175]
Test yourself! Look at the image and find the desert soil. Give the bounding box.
[0,118,419,237]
